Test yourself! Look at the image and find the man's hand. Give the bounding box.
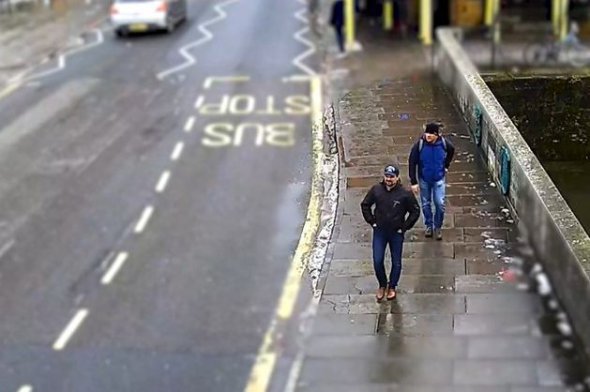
[372,223,377,228]
[411,184,419,195]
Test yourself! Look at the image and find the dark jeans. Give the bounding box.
[372,227,404,288]
[334,25,344,53]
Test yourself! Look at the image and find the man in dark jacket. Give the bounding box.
[330,0,345,55]
[361,165,420,301]
[408,122,455,240]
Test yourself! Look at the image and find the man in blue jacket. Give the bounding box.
[408,122,455,240]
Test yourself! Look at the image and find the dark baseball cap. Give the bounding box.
[384,165,399,177]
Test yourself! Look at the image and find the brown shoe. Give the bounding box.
[386,288,397,300]
[376,287,386,301]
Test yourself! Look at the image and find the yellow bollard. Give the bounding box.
[552,0,561,36]
[345,0,355,50]
[560,0,569,40]
[420,0,432,45]
[485,0,495,26]
[384,0,394,31]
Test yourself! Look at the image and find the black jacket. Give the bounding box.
[330,0,344,27]
[360,182,420,232]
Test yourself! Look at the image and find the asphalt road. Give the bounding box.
[0,0,318,390]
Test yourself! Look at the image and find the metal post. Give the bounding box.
[420,0,432,45]
[560,0,569,40]
[384,0,394,31]
[491,0,501,68]
[493,0,501,44]
[345,0,355,50]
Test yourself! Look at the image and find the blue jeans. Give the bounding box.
[419,178,446,229]
[372,228,404,288]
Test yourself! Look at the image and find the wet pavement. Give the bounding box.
[294,25,590,391]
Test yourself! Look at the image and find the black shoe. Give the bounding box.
[435,228,443,241]
[425,228,433,238]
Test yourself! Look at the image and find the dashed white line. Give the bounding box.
[134,205,154,233]
[101,252,129,285]
[156,170,172,193]
[194,96,204,109]
[17,385,33,392]
[53,309,89,351]
[171,142,184,161]
[184,116,196,132]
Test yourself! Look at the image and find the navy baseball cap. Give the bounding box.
[384,165,399,177]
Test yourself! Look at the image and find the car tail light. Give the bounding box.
[110,4,118,14]
[156,1,167,12]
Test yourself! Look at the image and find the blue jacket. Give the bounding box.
[408,136,455,185]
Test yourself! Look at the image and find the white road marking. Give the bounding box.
[99,251,116,270]
[282,75,313,83]
[0,239,15,260]
[156,0,240,80]
[171,142,184,161]
[17,386,33,392]
[194,96,204,109]
[23,30,104,83]
[134,206,154,233]
[53,309,89,351]
[101,252,129,285]
[203,76,250,89]
[66,29,104,56]
[292,0,317,76]
[184,116,196,132]
[23,55,65,82]
[156,170,172,192]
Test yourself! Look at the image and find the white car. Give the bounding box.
[110,0,187,36]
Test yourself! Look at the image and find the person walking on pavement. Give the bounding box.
[408,122,455,241]
[361,165,420,301]
[330,0,346,57]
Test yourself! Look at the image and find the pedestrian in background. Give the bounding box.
[361,165,420,301]
[408,122,455,241]
[393,0,408,37]
[330,0,346,57]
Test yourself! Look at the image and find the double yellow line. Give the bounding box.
[243,76,324,392]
